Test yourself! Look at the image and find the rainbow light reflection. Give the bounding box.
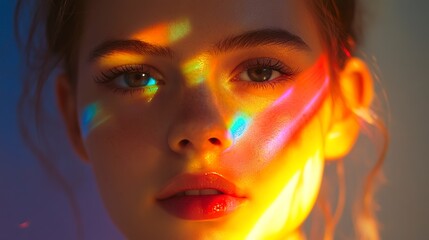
[169,19,191,43]
[181,54,210,86]
[246,150,323,239]
[140,77,160,102]
[132,18,191,46]
[263,76,329,160]
[228,112,252,143]
[80,102,111,139]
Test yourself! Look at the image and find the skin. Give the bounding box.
[57,0,374,239]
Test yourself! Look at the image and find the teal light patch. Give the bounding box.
[81,103,99,138]
[80,102,111,139]
[229,113,251,141]
[147,77,157,86]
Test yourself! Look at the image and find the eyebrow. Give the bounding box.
[212,29,310,53]
[89,40,174,62]
[89,28,310,62]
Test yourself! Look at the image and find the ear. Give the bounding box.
[56,74,90,162]
[324,58,374,160]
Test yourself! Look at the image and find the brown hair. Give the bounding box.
[15,0,387,239]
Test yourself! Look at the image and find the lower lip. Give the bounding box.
[158,195,245,220]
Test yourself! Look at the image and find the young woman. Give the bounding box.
[16,0,387,239]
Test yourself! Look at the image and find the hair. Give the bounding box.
[15,0,388,239]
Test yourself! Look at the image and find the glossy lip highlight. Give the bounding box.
[156,172,247,220]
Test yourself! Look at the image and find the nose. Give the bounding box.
[167,85,232,155]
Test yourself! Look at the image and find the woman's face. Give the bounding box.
[72,0,336,239]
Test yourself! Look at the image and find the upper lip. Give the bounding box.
[156,172,244,200]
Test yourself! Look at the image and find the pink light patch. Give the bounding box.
[19,220,30,229]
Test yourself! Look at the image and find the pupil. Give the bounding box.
[248,68,272,82]
[125,72,150,87]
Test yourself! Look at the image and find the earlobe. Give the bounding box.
[56,74,90,162]
[324,58,374,160]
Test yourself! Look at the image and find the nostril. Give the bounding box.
[179,139,190,148]
[208,137,221,146]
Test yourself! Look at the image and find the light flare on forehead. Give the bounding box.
[132,18,191,46]
[89,19,191,65]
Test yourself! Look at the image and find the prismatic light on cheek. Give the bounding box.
[222,56,330,172]
[245,150,324,239]
[228,112,252,143]
[132,18,191,46]
[139,78,159,102]
[240,57,329,238]
[263,75,330,161]
[258,56,330,162]
[80,102,111,139]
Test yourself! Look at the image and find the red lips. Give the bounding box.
[156,172,246,220]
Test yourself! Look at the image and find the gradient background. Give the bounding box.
[1,0,428,239]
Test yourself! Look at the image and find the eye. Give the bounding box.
[95,64,164,94]
[232,58,296,84]
[238,67,281,82]
[115,71,158,88]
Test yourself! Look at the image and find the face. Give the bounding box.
[69,0,341,239]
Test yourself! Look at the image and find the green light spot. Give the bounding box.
[169,19,191,42]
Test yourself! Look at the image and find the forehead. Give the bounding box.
[80,0,322,60]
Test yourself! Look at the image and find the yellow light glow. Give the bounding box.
[99,53,145,69]
[132,22,170,46]
[245,150,323,240]
[246,170,302,240]
[181,54,210,87]
[140,85,159,102]
[169,19,191,43]
[132,18,191,46]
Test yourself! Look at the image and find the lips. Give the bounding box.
[156,173,246,220]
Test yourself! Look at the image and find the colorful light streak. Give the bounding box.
[132,18,191,46]
[169,19,191,43]
[228,112,252,142]
[221,56,330,171]
[245,150,323,239]
[141,85,159,102]
[246,170,301,240]
[263,75,330,160]
[80,102,111,139]
[181,54,210,86]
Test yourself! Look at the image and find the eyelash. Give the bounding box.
[94,58,297,95]
[94,64,164,96]
[231,58,298,89]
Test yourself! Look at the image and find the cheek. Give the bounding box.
[246,119,326,237]
[219,109,328,239]
[77,100,173,229]
[214,57,331,236]
[219,57,330,177]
